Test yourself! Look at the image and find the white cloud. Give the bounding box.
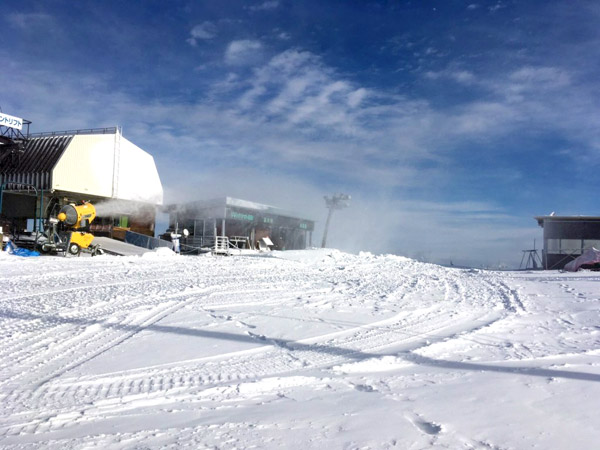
[489,2,505,12]
[187,21,217,46]
[418,63,600,159]
[508,66,570,90]
[224,40,264,66]
[449,101,515,135]
[425,69,476,84]
[8,12,54,29]
[347,88,368,108]
[4,53,563,266]
[248,1,280,11]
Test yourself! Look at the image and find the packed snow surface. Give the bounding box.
[0,249,598,449]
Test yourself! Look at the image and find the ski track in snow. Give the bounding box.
[0,250,598,448]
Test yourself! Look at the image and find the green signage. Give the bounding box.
[231,211,254,221]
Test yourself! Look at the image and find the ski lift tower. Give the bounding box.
[321,193,351,248]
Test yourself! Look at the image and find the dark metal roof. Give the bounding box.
[534,216,600,227]
[0,135,73,190]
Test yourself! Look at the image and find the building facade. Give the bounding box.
[535,216,600,270]
[166,197,315,251]
[0,127,163,241]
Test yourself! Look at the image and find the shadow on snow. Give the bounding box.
[1,308,599,384]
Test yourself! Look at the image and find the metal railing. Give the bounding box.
[28,127,119,138]
[228,235,251,249]
[213,236,230,255]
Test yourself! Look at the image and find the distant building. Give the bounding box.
[0,127,163,239]
[166,197,315,252]
[534,216,600,270]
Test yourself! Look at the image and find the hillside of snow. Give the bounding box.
[0,249,598,449]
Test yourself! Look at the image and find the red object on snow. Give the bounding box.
[564,247,600,272]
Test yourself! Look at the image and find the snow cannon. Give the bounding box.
[57,202,97,229]
[56,202,99,255]
[40,201,103,256]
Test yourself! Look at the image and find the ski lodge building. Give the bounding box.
[535,215,600,270]
[165,197,315,252]
[0,127,163,239]
[1,115,315,254]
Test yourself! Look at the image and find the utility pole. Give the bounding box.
[321,193,351,248]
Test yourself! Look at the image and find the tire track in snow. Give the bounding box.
[1,286,217,394]
[0,273,313,372]
[4,304,506,429]
[0,307,505,436]
[0,277,326,409]
[0,255,518,437]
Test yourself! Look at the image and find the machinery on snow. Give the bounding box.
[39,201,103,256]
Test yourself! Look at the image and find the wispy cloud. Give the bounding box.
[187,21,217,46]
[247,1,280,12]
[4,1,600,266]
[8,45,599,188]
[489,1,506,13]
[224,40,264,65]
[2,48,561,266]
[424,69,476,85]
[422,62,600,160]
[8,12,54,29]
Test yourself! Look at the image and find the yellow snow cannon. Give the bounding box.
[56,202,101,256]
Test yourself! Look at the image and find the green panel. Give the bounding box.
[230,211,254,221]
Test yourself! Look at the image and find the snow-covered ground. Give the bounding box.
[0,249,598,449]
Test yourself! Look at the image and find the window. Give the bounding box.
[559,239,582,255]
[546,239,583,255]
[583,240,600,250]
[546,239,560,254]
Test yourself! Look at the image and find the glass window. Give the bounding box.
[546,239,560,254]
[583,240,600,250]
[560,239,582,255]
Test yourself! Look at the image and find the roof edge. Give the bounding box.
[29,127,118,138]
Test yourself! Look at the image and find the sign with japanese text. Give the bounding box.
[0,112,23,130]
[230,211,254,221]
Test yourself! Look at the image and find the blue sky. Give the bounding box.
[2,1,600,267]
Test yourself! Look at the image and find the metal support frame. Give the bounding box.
[519,239,542,270]
[0,119,31,141]
[519,249,542,270]
[0,119,31,171]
